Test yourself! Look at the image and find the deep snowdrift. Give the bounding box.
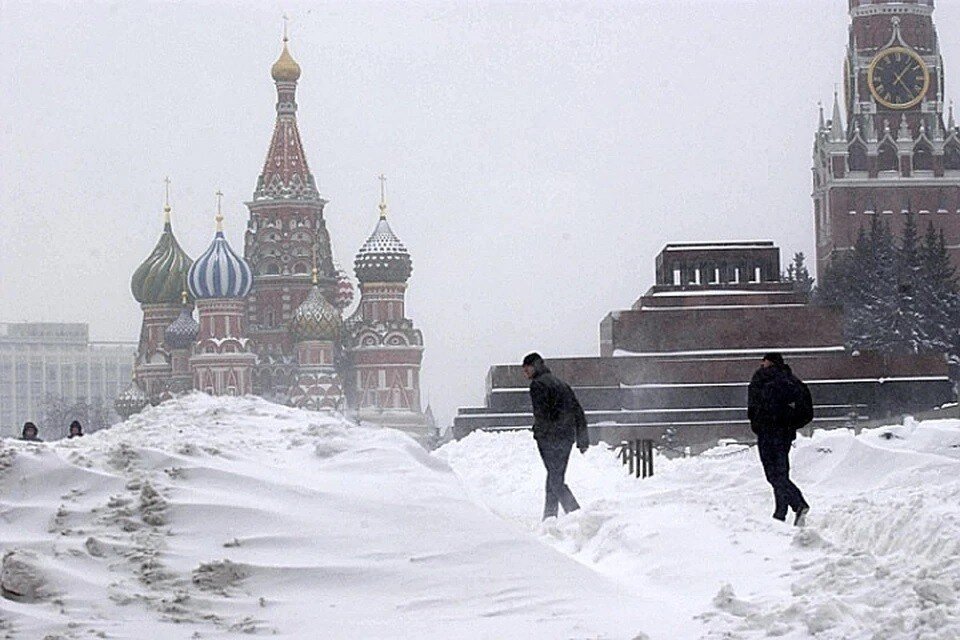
[437,420,960,639]
[3,394,958,639]
[0,394,648,639]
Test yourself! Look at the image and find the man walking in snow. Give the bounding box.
[522,353,590,521]
[748,353,811,526]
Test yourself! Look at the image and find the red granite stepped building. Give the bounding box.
[814,0,960,279]
[121,35,429,439]
[454,243,951,445]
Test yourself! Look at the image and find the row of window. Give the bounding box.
[847,143,960,173]
[670,266,764,286]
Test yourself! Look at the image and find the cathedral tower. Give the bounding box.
[130,189,193,403]
[244,31,338,400]
[188,197,256,396]
[344,179,426,434]
[813,0,960,278]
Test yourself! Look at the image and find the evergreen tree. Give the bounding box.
[847,217,897,351]
[784,252,814,293]
[919,222,959,352]
[881,212,926,353]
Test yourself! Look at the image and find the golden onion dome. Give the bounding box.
[290,280,341,342]
[271,40,301,83]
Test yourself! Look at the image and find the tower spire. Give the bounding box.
[897,114,911,142]
[378,173,388,219]
[215,189,224,232]
[271,16,301,84]
[817,101,825,131]
[950,101,956,131]
[163,176,172,225]
[830,91,844,142]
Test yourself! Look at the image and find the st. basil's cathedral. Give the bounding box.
[115,35,430,439]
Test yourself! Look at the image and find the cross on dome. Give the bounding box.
[378,173,388,218]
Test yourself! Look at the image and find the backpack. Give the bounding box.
[768,373,813,431]
[789,378,814,430]
[762,371,814,431]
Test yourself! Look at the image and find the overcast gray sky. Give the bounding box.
[2,0,959,427]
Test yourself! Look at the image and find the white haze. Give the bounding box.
[2,1,959,428]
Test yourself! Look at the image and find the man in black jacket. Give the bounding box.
[523,353,590,520]
[748,353,810,526]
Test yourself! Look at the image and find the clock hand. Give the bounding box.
[893,63,922,89]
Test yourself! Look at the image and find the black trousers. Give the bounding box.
[757,432,808,520]
[537,439,580,520]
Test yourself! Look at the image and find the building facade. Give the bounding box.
[123,36,429,439]
[0,323,135,437]
[813,0,960,279]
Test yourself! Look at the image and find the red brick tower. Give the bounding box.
[813,0,960,279]
[244,31,338,400]
[344,179,426,435]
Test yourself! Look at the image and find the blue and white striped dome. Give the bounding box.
[188,230,253,299]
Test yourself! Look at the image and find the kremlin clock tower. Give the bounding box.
[813,0,960,279]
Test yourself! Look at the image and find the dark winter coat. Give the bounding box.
[748,364,804,440]
[529,367,590,449]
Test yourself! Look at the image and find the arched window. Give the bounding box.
[265,263,280,275]
[913,143,933,172]
[848,141,868,172]
[878,142,898,172]
[293,262,309,274]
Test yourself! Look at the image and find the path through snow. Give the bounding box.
[436,421,960,639]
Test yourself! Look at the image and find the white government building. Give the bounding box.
[0,323,135,438]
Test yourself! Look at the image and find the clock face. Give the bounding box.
[868,47,929,110]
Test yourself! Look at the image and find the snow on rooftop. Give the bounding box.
[649,289,794,297]
[612,346,846,358]
[662,242,774,251]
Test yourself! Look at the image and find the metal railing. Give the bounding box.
[615,439,655,478]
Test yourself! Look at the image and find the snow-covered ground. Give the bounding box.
[1,394,958,639]
[0,394,647,639]
[437,420,960,639]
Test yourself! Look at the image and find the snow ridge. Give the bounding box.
[438,422,960,639]
[0,394,650,639]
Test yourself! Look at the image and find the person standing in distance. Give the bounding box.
[748,353,811,526]
[522,352,590,521]
[19,422,43,442]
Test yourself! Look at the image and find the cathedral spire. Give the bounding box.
[215,189,224,232]
[817,101,825,132]
[163,176,172,226]
[253,25,319,202]
[378,173,388,219]
[950,101,956,131]
[271,15,301,84]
